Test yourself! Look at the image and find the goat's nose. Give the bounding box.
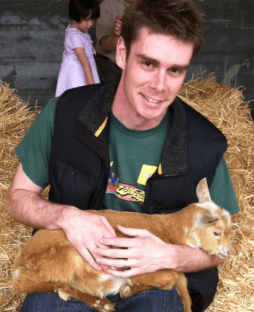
[220,246,230,257]
[224,247,230,256]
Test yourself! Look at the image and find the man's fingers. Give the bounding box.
[96,256,137,269]
[117,225,151,237]
[78,246,102,271]
[117,225,163,243]
[99,236,136,248]
[101,217,116,237]
[94,246,133,259]
[107,266,140,278]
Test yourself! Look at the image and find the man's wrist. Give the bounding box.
[163,243,180,271]
[100,34,119,53]
[53,204,76,230]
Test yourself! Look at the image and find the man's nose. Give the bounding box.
[151,70,166,92]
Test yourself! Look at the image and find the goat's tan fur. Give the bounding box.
[12,179,231,312]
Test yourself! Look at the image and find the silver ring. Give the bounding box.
[123,259,129,269]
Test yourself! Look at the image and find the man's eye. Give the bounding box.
[142,61,152,68]
[171,68,180,73]
[169,67,185,76]
[143,62,152,67]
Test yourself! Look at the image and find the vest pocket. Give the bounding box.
[49,158,100,210]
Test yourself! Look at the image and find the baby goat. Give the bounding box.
[12,178,231,312]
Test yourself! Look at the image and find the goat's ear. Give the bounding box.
[196,178,212,203]
[197,213,220,226]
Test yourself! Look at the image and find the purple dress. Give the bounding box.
[55,25,100,97]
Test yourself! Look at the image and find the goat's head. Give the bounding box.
[186,178,231,259]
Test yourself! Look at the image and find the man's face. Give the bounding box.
[115,27,194,129]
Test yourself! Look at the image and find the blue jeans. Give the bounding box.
[20,288,183,312]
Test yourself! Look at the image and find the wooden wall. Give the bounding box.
[0,0,253,108]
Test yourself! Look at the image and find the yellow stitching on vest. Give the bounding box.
[158,164,162,175]
[95,117,108,137]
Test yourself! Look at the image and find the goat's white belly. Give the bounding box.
[98,274,131,296]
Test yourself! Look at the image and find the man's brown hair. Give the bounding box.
[121,0,204,60]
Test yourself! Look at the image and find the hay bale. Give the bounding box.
[0,81,40,200]
[0,75,253,311]
[0,81,40,310]
[0,201,30,311]
[178,74,254,312]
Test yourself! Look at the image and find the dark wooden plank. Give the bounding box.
[0,0,253,107]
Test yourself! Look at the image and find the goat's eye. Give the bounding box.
[213,231,221,237]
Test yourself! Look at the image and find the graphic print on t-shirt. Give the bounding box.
[106,162,157,205]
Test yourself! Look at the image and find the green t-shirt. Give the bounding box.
[16,98,239,215]
[105,113,169,212]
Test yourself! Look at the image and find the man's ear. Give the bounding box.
[116,37,127,70]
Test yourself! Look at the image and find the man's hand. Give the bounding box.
[113,15,122,37]
[99,16,122,53]
[92,224,226,278]
[93,225,169,277]
[61,208,117,271]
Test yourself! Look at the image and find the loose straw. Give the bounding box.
[0,75,253,311]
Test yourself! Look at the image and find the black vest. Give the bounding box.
[49,81,227,312]
[49,80,227,214]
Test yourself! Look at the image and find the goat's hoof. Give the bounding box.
[93,298,115,312]
[57,290,71,301]
[120,284,132,299]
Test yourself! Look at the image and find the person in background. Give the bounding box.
[95,0,136,82]
[55,0,100,97]
[7,0,239,311]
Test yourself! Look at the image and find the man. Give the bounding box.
[95,0,136,81]
[7,0,238,311]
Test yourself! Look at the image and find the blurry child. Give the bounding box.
[55,0,100,97]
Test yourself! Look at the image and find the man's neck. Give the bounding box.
[112,97,166,131]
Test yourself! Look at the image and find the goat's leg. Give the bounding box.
[55,284,116,312]
[122,270,191,312]
[14,277,115,312]
[120,284,153,298]
[175,272,192,312]
[13,270,115,312]
[123,269,179,298]
[13,278,56,294]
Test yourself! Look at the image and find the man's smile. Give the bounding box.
[141,93,163,104]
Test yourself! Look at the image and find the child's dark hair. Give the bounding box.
[69,0,100,23]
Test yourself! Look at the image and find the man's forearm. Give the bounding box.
[7,189,67,230]
[165,243,225,273]
[7,187,117,271]
[99,34,119,54]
